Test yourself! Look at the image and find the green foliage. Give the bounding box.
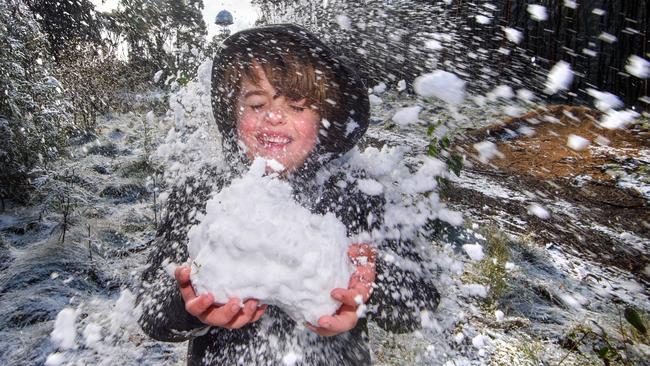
[426,120,463,180]
[463,226,511,307]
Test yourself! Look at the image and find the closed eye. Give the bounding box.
[289,105,306,112]
[250,104,265,111]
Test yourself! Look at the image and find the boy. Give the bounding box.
[138,24,439,365]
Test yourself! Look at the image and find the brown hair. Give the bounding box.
[220,47,341,119]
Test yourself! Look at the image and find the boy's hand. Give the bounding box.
[307,243,377,337]
[175,266,267,329]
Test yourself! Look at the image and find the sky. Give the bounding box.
[92,0,260,38]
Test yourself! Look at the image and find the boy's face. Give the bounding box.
[236,66,320,173]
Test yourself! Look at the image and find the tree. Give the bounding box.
[0,0,71,204]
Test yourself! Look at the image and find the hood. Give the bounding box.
[210,24,370,174]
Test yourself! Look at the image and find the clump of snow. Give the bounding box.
[516,88,534,102]
[472,334,488,349]
[414,71,466,105]
[45,353,66,366]
[488,85,514,100]
[51,307,78,350]
[397,79,407,91]
[544,61,573,94]
[586,88,623,111]
[600,109,640,129]
[282,351,301,366]
[475,15,491,24]
[357,178,384,196]
[153,70,163,83]
[462,284,489,298]
[473,141,503,163]
[527,4,548,21]
[564,0,577,8]
[188,158,352,324]
[625,55,650,79]
[503,27,522,44]
[373,82,387,94]
[462,243,485,261]
[424,39,443,50]
[527,203,550,219]
[335,14,352,30]
[369,94,383,106]
[567,134,590,151]
[392,106,422,126]
[494,310,504,322]
[83,323,103,348]
[598,32,617,43]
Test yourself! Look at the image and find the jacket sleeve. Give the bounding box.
[329,172,440,333]
[137,172,221,342]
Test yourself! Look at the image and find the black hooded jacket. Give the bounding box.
[138,24,439,366]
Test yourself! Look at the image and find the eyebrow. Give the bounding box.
[243,90,285,100]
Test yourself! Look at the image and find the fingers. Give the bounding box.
[348,243,377,265]
[224,299,259,329]
[185,293,214,316]
[198,298,241,326]
[308,305,358,337]
[251,304,268,323]
[331,288,364,307]
[175,266,198,304]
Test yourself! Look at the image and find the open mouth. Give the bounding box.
[256,133,292,149]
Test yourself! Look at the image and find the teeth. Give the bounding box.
[260,135,290,144]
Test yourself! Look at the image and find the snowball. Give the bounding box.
[544,61,573,94]
[475,15,491,24]
[357,178,384,196]
[567,134,590,151]
[369,94,383,106]
[527,4,548,21]
[335,14,352,30]
[495,310,504,322]
[473,140,502,163]
[625,55,650,79]
[527,203,550,219]
[373,82,387,94]
[600,109,640,129]
[188,158,352,324]
[503,27,522,44]
[51,308,78,350]
[586,88,623,111]
[414,71,466,105]
[392,106,422,126]
[397,79,407,91]
[462,243,485,261]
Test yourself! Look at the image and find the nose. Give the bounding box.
[264,108,285,126]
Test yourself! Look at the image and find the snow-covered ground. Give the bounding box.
[1,64,648,366]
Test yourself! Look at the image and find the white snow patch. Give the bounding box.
[527,203,550,219]
[397,79,407,91]
[45,353,66,366]
[564,0,577,8]
[527,4,548,21]
[335,14,352,30]
[600,109,640,129]
[462,243,485,261]
[392,106,422,126]
[357,178,384,196]
[51,307,78,350]
[544,61,573,94]
[373,82,387,94]
[504,27,522,44]
[586,88,623,111]
[567,134,590,151]
[625,55,650,79]
[473,140,503,163]
[495,310,504,322]
[414,71,466,105]
[369,94,383,106]
[475,15,491,24]
[598,32,617,43]
[282,351,301,366]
